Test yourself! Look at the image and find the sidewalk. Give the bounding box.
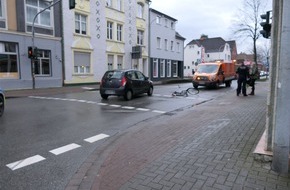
[65,80,290,190]
[4,85,99,98]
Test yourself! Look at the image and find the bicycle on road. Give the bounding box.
[172,86,199,97]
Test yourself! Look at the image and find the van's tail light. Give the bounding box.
[121,76,127,86]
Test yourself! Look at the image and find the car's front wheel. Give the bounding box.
[0,96,4,117]
[124,90,133,100]
[147,86,153,96]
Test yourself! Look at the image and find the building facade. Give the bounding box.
[62,0,151,85]
[0,0,63,90]
[149,8,185,81]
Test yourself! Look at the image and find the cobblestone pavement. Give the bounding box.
[64,81,290,190]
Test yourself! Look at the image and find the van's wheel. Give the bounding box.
[225,81,232,87]
[124,90,133,100]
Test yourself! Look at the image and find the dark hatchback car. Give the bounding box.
[100,69,153,100]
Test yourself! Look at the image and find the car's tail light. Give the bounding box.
[121,76,127,86]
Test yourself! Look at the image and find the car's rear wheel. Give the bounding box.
[147,86,153,96]
[124,90,133,100]
[101,94,108,100]
[0,96,4,117]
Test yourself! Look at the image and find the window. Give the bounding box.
[167,60,171,77]
[137,30,144,45]
[160,59,165,77]
[107,55,114,70]
[171,22,174,29]
[176,42,180,52]
[164,19,168,27]
[0,0,3,18]
[107,21,113,40]
[117,24,122,41]
[117,55,123,69]
[0,42,18,79]
[34,50,51,76]
[135,71,145,80]
[164,39,168,50]
[106,0,112,7]
[74,52,91,74]
[172,61,178,77]
[26,0,51,26]
[116,0,122,11]
[137,3,143,18]
[153,59,158,78]
[156,16,161,24]
[170,41,174,51]
[157,37,161,49]
[75,13,87,35]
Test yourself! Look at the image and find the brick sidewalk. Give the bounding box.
[66,81,290,190]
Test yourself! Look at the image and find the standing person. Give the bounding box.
[248,64,259,95]
[236,62,249,96]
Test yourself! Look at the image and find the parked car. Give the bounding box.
[0,88,5,117]
[100,69,153,100]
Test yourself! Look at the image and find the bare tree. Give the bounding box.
[233,0,265,64]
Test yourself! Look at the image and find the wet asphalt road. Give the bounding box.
[0,82,237,190]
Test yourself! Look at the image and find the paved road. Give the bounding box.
[67,80,290,190]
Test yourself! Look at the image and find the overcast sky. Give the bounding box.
[150,0,272,53]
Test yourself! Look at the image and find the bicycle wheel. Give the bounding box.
[187,87,199,95]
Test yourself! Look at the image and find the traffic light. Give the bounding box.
[28,46,34,59]
[260,11,271,39]
[69,0,76,9]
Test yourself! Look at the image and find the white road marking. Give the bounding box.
[152,110,166,114]
[136,108,150,111]
[98,103,108,106]
[49,143,81,155]
[122,106,135,109]
[110,104,121,108]
[29,96,167,114]
[6,155,46,171]
[84,133,110,143]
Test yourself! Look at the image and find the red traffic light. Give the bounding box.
[28,46,34,59]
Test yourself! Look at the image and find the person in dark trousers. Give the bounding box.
[248,65,259,95]
[236,62,249,96]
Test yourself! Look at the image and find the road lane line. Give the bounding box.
[98,103,108,106]
[84,133,110,143]
[152,110,166,114]
[136,108,150,111]
[122,106,135,109]
[6,155,46,171]
[110,104,121,108]
[49,143,81,155]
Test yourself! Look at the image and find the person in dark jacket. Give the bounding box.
[248,65,259,95]
[236,62,249,96]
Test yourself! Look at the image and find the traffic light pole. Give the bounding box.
[31,0,60,89]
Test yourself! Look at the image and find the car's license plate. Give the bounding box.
[199,81,205,85]
[105,90,115,94]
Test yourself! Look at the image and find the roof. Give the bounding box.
[176,32,186,40]
[187,37,227,53]
[150,8,177,21]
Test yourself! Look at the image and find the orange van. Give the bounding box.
[192,61,236,89]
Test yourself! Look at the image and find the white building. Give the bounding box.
[184,35,233,77]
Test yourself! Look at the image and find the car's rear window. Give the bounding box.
[104,71,123,79]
